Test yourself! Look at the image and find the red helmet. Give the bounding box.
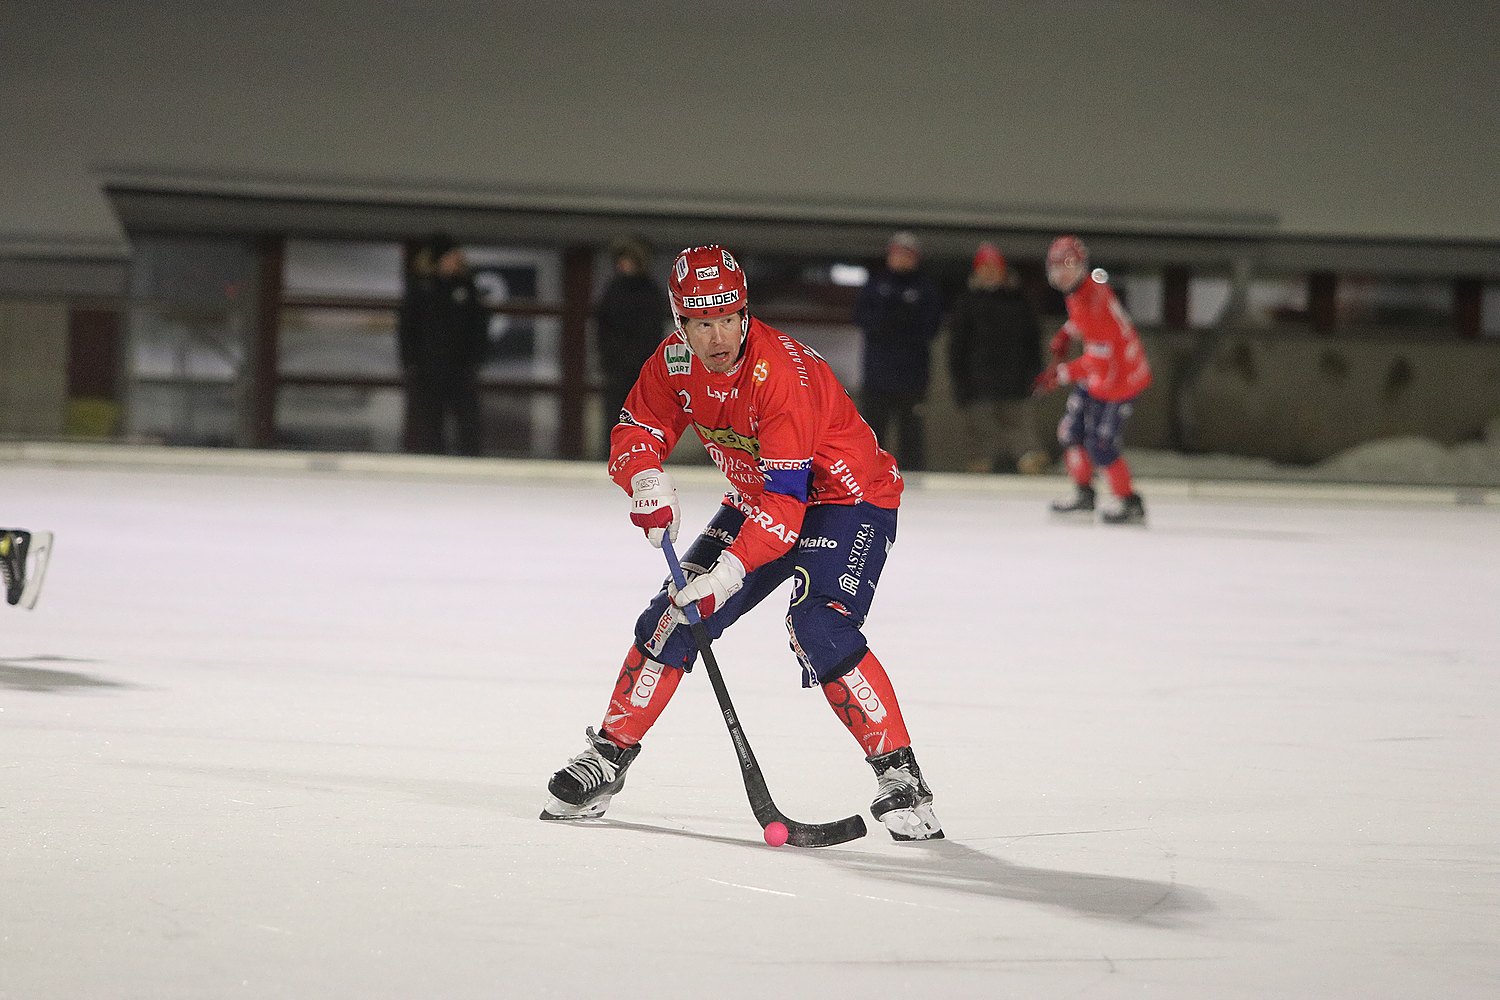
[1047,235,1088,268]
[668,245,748,330]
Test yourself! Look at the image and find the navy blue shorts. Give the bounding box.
[635,501,898,686]
[1057,386,1136,466]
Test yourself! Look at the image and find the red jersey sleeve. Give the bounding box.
[606,342,692,490]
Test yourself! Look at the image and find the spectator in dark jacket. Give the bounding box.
[853,231,943,471]
[594,237,669,454]
[948,242,1048,473]
[398,234,490,455]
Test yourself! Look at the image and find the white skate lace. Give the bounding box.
[877,765,919,795]
[561,750,615,791]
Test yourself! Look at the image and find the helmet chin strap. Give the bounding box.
[733,310,749,360]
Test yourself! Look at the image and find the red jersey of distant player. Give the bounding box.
[608,316,903,573]
[1057,271,1152,402]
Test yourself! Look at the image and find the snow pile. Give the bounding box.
[1131,417,1500,487]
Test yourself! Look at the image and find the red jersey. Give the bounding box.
[608,317,902,573]
[1057,272,1151,402]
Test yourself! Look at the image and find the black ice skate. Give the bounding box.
[1049,483,1096,517]
[539,726,642,821]
[1100,492,1147,526]
[1,529,53,610]
[867,746,944,841]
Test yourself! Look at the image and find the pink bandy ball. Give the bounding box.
[763,821,789,847]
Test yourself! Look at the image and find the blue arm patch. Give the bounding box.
[762,462,812,502]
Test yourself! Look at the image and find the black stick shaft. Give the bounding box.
[660,535,866,848]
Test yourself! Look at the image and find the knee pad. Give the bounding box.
[786,600,869,687]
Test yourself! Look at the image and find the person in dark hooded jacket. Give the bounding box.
[594,237,669,455]
[853,231,943,471]
[947,242,1048,473]
[398,234,490,455]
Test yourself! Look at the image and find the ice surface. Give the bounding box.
[2,456,1497,999]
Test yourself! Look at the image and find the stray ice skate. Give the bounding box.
[867,746,944,841]
[539,727,641,821]
[1,529,53,610]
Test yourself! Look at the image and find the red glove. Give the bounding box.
[629,469,680,547]
[670,552,745,620]
[1031,364,1067,396]
[1048,329,1072,362]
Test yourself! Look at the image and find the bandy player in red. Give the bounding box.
[542,245,943,841]
[1032,235,1152,524]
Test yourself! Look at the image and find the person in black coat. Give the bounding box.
[594,237,669,455]
[398,234,490,456]
[947,242,1049,474]
[853,231,943,471]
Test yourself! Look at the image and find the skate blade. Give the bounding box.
[538,795,611,821]
[878,803,945,842]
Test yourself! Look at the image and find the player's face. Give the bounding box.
[1047,257,1085,293]
[683,312,745,373]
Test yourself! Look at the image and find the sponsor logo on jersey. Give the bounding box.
[760,457,810,472]
[799,536,838,549]
[752,359,769,383]
[776,334,813,387]
[695,266,720,280]
[608,440,663,477]
[695,423,759,459]
[750,508,797,544]
[706,384,737,402]
[617,411,666,444]
[723,492,798,545]
[705,445,760,485]
[664,342,693,376]
[629,657,664,708]
[682,290,740,310]
[827,459,866,501]
[841,665,888,722]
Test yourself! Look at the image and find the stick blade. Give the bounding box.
[785,813,867,849]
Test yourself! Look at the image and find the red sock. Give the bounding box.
[1064,445,1093,486]
[600,645,683,748]
[1103,458,1134,497]
[821,650,911,758]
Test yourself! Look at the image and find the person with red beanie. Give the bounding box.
[947,242,1048,474]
